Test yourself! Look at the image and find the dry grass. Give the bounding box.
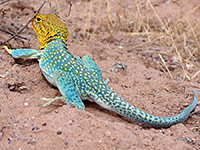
[82,0,200,81]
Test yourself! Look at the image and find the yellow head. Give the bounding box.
[32,13,68,48]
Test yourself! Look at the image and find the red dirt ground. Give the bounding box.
[0,0,199,149]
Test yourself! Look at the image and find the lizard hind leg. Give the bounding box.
[51,70,85,110]
[82,55,109,84]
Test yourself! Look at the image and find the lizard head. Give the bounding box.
[32,13,68,47]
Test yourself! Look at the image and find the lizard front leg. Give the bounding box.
[42,70,85,110]
[3,46,40,59]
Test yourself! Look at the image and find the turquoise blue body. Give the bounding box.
[9,38,198,128]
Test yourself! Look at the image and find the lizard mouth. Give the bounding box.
[32,20,39,35]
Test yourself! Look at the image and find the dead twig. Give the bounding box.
[159,53,173,79]
[0,0,47,45]
[66,0,72,17]
[0,0,10,5]
[0,27,28,40]
[54,0,72,26]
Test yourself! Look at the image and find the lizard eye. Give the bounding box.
[35,17,41,22]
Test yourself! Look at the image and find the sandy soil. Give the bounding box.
[0,0,199,149]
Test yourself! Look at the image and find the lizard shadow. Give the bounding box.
[85,100,180,129]
[39,99,160,129]
[84,100,154,129]
[14,58,38,66]
[38,90,160,129]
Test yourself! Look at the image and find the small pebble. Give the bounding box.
[72,33,78,39]
[69,120,74,125]
[182,103,189,107]
[181,137,195,144]
[110,63,127,73]
[32,139,36,143]
[19,86,29,90]
[42,123,47,126]
[9,85,15,91]
[24,102,29,106]
[145,75,151,80]
[57,131,62,135]
[105,131,111,137]
[64,141,68,145]
[118,45,123,49]
[8,137,12,144]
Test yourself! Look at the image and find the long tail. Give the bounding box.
[90,84,198,127]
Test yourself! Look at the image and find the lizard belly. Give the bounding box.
[39,56,57,87]
[42,70,57,87]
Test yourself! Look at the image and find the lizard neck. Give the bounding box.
[39,37,69,56]
[39,33,67,50]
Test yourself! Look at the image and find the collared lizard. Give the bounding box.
[3,13,198,128]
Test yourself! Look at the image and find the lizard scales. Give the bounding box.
[4,13,198,128]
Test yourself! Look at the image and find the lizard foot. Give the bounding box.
[41,95,85,110]
[3,46,39,59]
[41,96,65,107]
